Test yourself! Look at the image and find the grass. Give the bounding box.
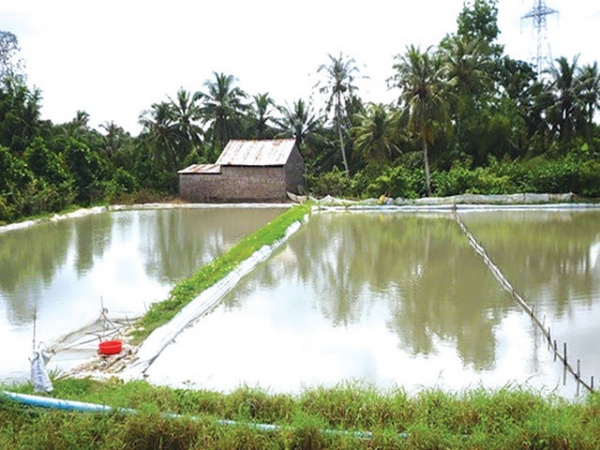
[2,379,600,449]
[131,203,311,343]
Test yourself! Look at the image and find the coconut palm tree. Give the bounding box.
[250,93,276,139]
[168,88,203,156]
[442,36,492,117]
[276,99,321,149]
[577,62,600,142]
[317,53,360,176]
[138,101,180,172]
[392,45,451,196]
[195,72,248,150]
[99,121,123,158]
[545,56,585,145]
[352,103,400,164]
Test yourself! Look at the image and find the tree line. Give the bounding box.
[1,0,599,223]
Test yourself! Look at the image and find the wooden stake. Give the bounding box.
[32,306,37,352]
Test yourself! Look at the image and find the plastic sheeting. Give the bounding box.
[122,216,308,378]
[311,193,600,213]
[407,193,576,205]
[30,344,53,393]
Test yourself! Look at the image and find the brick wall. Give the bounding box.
[285,146,306,194]
[179,166,288,202]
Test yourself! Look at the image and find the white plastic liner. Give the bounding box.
[0,206,107,234]
[123,216,307,378]
[30,344,53,393]
[0,203,291,234]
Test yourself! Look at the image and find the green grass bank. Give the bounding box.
[2,379,600,449]
[131,203,311,343]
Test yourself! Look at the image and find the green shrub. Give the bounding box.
[366,165,419,198]
[309,167,352,197]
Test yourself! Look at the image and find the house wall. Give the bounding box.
[285,146,306,194]
[179,166,287,202]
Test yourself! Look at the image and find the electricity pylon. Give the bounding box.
[522,0,558,76]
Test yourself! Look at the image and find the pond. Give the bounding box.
[145,209,600,399]
[0,207,285,383]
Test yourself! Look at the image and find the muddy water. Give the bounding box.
[137,213,515,393]
[0,207,284,382]
[146,210,600,398]
[461,209,600,397]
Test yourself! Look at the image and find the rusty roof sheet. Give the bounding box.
[178,164,222,174]
[216,139,296,166]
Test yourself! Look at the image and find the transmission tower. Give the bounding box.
[522,0,558,76]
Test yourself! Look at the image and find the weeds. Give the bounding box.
[3,379,600,449]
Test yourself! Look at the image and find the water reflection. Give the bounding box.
[462,210,600,316]
[149,210,600,396]
[462,210,600,390]
[149,212,530,393]
[1,207,283,381]
[265,213,515,369]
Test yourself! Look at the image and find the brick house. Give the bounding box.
[178,139,305,202]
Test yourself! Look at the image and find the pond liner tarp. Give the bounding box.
[311,192,579,207]
[122,216,307,379]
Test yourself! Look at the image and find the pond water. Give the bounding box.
[146,209,600,399]
[0,207,284,383]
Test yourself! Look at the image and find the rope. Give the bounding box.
[453,211,595,394]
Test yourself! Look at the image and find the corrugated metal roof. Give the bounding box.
[178,164,222,174]
[216,139,296,166]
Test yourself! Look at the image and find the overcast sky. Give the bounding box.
[1,0,598,134]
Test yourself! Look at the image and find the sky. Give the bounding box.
[1,0,599,135]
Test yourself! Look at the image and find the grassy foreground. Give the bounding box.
[2,379,600,449]
[131,203,311,342]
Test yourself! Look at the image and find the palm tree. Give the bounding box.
[99,121,123,158]
[352,103,400,164]
[138,102,179,172]
[545,56,585,145]
[442,36,491,119]
[577,62,600,143]
[317,53,360,176]
[195,72,248,150]
[168,88,203,156]
[276,99,321,149]
[250,93,276,139]
[392,45,451,196]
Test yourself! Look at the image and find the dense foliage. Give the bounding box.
[1,0,599,224]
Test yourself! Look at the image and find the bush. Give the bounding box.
[0,194,14,223]
[365,165,420,199]
[308,167,353,198]
[14,179,75,217]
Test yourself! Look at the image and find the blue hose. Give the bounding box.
[1,390,408,440]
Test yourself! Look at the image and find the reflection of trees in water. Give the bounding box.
[73,214,113,275]
[463,211,600,318]
[387,219,508,370]
[139,208,283,284]
[0,222,72,324]
[0,213,114,325]
[249,213,513,370]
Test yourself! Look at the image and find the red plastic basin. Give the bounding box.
[98,340,122,355]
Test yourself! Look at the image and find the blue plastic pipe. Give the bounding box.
[1,390,408,440]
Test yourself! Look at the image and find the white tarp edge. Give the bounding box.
[122,216,307,379]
